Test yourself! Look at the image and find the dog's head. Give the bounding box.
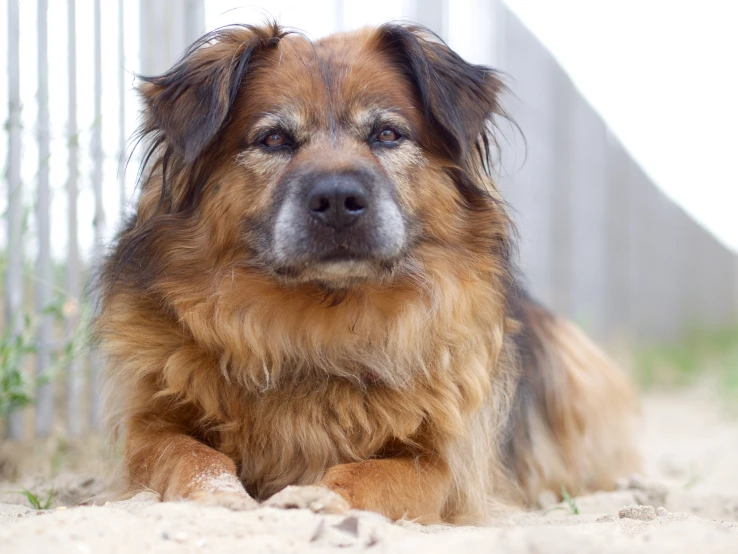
[127,22,511,292]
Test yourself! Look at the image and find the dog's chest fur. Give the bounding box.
[207,337,495,498]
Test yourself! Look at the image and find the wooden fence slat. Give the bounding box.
[185,0,205,45]
[35,0,54,437]
[93,0,104,256]
[88,0,104,430]
[118,0,126,217]
[5,0,25,440]
[65,0,82,437]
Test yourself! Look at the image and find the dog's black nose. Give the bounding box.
[307,176,368,229]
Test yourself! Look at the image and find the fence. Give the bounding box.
[1,0,736,441]
[494,7,738,343]
[1,0,204,441]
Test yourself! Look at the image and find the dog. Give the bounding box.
[96,22,639,524]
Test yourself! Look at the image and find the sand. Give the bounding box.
[2,387,738,553]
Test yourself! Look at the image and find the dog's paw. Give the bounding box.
[264,485,350,514]
[188,490,259,511]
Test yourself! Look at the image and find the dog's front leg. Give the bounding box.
[319,456,452,523]
[125,419,257,510]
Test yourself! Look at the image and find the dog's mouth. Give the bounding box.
[270,255,401,287]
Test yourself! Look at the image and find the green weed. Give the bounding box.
[13,488,55,510]
[1,295,85,420]
[560,485,580,515]
[543,486,581,515]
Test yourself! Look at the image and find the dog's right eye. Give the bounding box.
[262,132,288,148]
[373,127,401,143]
[260,130,297,150]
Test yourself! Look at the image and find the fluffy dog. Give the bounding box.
[97,22,639,523]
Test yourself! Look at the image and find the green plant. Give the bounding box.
[1,295,84,419]
[13,488,55,510]
[0,313,43,417]
[560,485,580,515]
[543,485,581,515]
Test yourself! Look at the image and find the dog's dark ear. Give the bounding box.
[139,23,285,163]
[376,24,505,162]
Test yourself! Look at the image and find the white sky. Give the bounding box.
[1,0,736,259]
[501,0,738,252]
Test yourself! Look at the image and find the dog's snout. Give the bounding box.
[274,168,404,269]
[306,176,369,229]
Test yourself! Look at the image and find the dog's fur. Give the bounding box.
[96,22,639,523]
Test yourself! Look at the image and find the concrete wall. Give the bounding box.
[496,6,738,343]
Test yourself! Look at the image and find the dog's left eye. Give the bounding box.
[261,131,294,149]
[373,127,401,143]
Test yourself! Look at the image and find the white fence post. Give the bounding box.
[85,0,105,432]
[65,0,82,437]
[413,0,447,39]
[118,0,127,217]
[5,0,25,440]
[35,0,55,438]
[139,0,205,76]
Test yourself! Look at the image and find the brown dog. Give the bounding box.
[97,22,639,524]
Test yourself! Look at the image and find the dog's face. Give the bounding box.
[230,31,421,284]
[134,23,509,291]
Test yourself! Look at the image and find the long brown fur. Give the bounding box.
[96,22,640,524]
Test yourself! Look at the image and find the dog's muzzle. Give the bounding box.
[272,169,406,279]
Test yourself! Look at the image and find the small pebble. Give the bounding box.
[310,520,326,542]
[334,515,360,537]
[618,505,669,521]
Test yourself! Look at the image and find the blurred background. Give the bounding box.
[0,0,736,452]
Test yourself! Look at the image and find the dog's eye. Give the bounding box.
[374,128,400,143]
[262,131,292,148]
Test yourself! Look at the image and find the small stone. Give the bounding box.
[173,531,188,543]
[334,516,360,537]
[264,485,349,514]
[618,505,657,521]
[310,520,326,542]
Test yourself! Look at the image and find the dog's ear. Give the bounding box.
[376,24,505,163]
[139,23,285,163]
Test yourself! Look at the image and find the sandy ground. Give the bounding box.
[2,387,738,553]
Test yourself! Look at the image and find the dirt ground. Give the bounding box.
[2,386,738,553]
